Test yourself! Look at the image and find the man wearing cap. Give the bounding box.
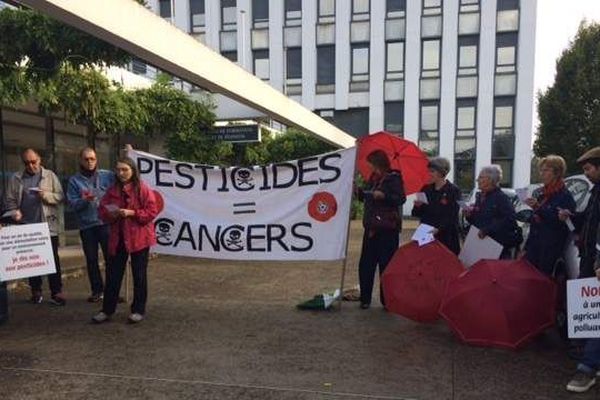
[562,147,600,392]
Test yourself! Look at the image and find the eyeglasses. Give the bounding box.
[23,160,39,165]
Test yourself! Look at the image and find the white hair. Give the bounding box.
[479,165,503,186]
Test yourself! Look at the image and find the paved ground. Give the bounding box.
[0,221,597,399]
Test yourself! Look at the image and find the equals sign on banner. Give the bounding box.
[233,202,256,215]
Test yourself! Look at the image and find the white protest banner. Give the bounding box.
[411,223,435,247]
[0,223,56,281]
[129,148,356,261]
[567,277,600,338]
[458,225,503,268]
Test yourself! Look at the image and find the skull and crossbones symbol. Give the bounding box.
[236,169,254,188]
[226,229,244,250]
[156,221,172,242]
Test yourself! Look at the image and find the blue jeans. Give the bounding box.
[80,224,109,295]
[578,339,600,373]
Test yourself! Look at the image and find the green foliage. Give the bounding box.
[535,22,600,173]
[264,128,337,163]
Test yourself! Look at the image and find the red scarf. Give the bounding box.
[539,179,565,206]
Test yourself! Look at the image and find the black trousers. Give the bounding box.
[358,229,400,306]
[102,242,149,315]
[28,235,63,296]
[80,224,109,295]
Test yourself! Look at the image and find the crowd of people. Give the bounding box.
[1,144,600,392]
[1,147,158,324]
[356,148,600,393]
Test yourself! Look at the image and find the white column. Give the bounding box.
[302,0,317,110]
[205,0,220,51]
[238,0,252,72]
[368,0,386,133]
[334,0,350,110]
[269,0,284,92]
[439,0,459,164]
[513,0,537,187]
[475,0,497,175]
[403,0,421,144]
[173,0,189,32]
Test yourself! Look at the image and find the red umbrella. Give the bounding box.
[439,259,557,350]
[382,240,465,323]
[356,131,429,195]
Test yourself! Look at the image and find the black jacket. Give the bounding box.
[359,170,406,232]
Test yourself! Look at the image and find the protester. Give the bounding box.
[563,147,600,393]
[4,148,66,305]
[464,165,522,259]
[92,157,158,324]
[67,148,115,303]
[356,150,406,310]
[411,157,461,255]
[522,155,576,276]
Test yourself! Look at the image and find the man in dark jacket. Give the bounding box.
[564,147,600,393]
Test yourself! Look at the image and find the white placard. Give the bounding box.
[0,223,56,282]
[411,223,436,247]
[567,278,600,338]
[415,192,429,204]
[129,148,356,261]
[458,226,503,268]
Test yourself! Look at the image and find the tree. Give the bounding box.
[535,22,600,172]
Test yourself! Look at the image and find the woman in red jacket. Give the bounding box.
[92,157,158,324]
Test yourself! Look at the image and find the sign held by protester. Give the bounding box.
[567,277,600,338]
[459,226,503,268]
[129,148,356,261]
[0,223,56,282]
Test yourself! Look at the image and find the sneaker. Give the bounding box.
[360,303,370,310]
[30,291,43,304]
[117,296,126,304]
[91,311,110,324]
[127,313,144,324]
[49,293,66,306]
[566,371,597,393]
[87,293,103,303]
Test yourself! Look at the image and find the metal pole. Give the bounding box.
[337,145,359,310]
[0,108,6,206]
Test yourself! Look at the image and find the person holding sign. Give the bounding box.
[464,165,522,259]
[521,155,576,276]
[3,148,66,306]
[564,147,600,393]
[411,157,461,255]
[92,157,158,324]
[356,150,406,310]
[67,148,115,303]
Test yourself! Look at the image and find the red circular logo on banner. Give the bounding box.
[308,192,338,222]
[153,190,165,213]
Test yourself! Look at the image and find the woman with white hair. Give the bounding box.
[465,165,522,258]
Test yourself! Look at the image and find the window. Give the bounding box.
[456,99,476,137]
[420,39,440,99]
[286,48,302,80]
[317,45,335,90]
[497,0,519,32]
[221,50,238,62]
[319,0,335,23]
[386,41,404,78]
[454,160,476,194]
[252,0,269,28]
[221,0,237,31]
[492,97,515,186]
[420,101,439,155]
[352,0,370,21]
[422,0,442,38]
[253,50,269,80]
[159,0,171,19]
[494,33,518,96]
[190,0,206,33]
[458,0,479,35]
[285,0,302,26]
[456,36,478,98]
[350,44,369,91]
[332,108,370,138]
[384,102,404,135]
[387,0,406,17]
[131,58,147,75]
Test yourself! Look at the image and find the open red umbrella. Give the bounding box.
[382,240,465,323]
[356,131,429,195]
[439,259,557,350]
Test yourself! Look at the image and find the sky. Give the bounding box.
[534,0,600,127]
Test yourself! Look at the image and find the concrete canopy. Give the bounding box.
[16,0,355,148]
